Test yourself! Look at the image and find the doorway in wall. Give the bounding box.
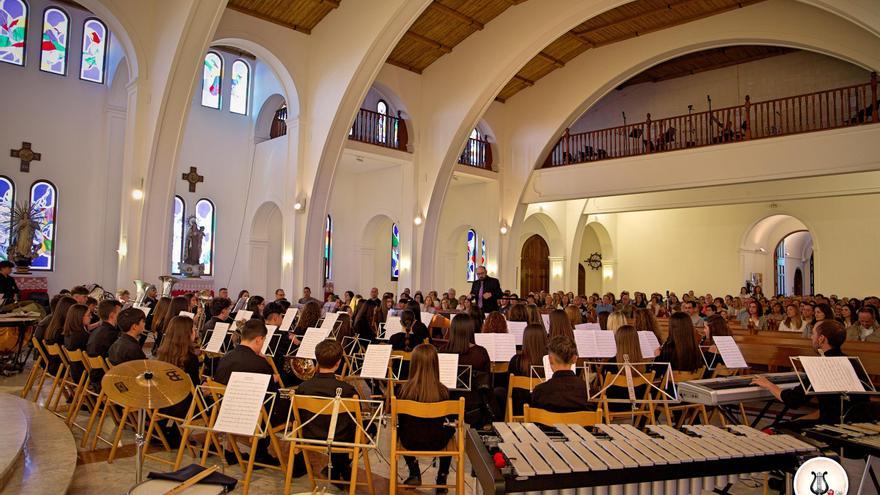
[793,268,803,296]
[578,264,586,295]
[520,234,549,295]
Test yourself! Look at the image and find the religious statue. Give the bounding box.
[5,201,41,273]
[179,215,206,278]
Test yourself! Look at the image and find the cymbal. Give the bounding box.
[101,359,192,409]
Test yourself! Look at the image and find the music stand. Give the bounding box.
[858,456,880,495]
[585,357,677,403]
[789,355,877,424]
[451,364,472,392]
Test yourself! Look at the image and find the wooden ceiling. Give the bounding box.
[226,0,340,35]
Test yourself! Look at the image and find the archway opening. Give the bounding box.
[742,215,814,296]
[520,234,549,295]
[359,215,396,294]
[773,230,814,296]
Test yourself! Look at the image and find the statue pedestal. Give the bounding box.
[177,262,204,278]
[171,278,214,297]
[13,275,48,301]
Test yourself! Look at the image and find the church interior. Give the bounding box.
[1,0,879,493]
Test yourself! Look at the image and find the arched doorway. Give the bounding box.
[773,230,813,296]
[520,234,549,295]
[793,268,804,296]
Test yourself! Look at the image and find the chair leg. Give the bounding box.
[242,436,259,495]
[348,447,359,495]
[45,366,66,410]
[81,393,104,448]
[389,451,397,495]
[363,448,375,495]
[107,406,131,464]
[456,452,465,493]
[32,365,49,403]
[173,426,192,470]
[20,361,43,399]
[283,442,296,495]
[91,399,113,450]
[65,376,88,426]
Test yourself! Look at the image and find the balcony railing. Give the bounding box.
[458,137,494,170]
[269,105,287,139]
[543,73,879,167]
[348,108,409,151]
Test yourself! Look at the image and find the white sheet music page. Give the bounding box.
[383,316,403,338]
[319,312,339,329]
[595,331,618,358]
[296,328,332,359]
[574,331,597,358]
[800,356,865,393]
[637,331,661,359]
[574,331,617,358]
[360,344,393,379]
[712,336,748,369]
[542,354,575,379]
[494,333,517,362]
[541,313,551,330]
[420,312,435,327]
[438,353,459,389]
[213,372,271,436]
[179,311,195,319]
[506,321,526,345]
[261,325,278,355]
[133,305,151,317]
[204,322,230,353]
[279,308,298,331]
[576,323,601,331]
[234,310,253,322]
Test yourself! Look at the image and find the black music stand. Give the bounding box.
[789,355,878,425]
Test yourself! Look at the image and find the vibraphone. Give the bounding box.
[801,422,880,458]
[466,422,819,494]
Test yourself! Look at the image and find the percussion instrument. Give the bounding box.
[800,422,880,458]
[0,315,38,375]
[128,479,225,494]
[467,422,819,494]
[102,359,193,410]
[678,371,803,405]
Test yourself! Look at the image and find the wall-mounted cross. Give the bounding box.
[181,166,204,193]
[10,142,41,173]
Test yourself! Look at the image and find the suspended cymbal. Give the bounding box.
[101,359,192,409]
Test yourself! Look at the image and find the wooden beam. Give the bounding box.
[537,51,565,68]
[225,4,311,34]
[512,74,534,86]
[428,2,483,30]
[318,0,340,7]
[622,48,792,87]
[403,31,453,53]
[573,0,696,39]
[567,31,595,48]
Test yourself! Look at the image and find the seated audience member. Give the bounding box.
[602,325,650,411]
[799,303,815,336]
[390,309,429,352]
[62,304,91,382]
[616,292,635,318]
[530,336,590,413]
[682,301,705,329]
[548,309,575,341]
[656,312,703,373]
[295,340,358,482]
[741,300,767,331]
[34,294,62,341]
[481,311,508,334]
[87,300,122,358]
[753,320,872,424]
[108,308,148,365]
[606,311,628,332]
[596,294,614,314]
[846,307,880,342]
[443,313,492,426]
[811,303,834,337]
[778,304,805,333]
[396,344,456,490]
[154,315,201,444]
[42,296,78,373]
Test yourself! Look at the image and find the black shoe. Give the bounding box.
[224,450,239,465]
[436,472,448,494]
[291,452,307,478]
[403,472,421,486]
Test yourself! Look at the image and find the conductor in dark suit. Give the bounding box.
[470,266,503,313]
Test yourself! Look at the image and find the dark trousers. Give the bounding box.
[404,455,451,476]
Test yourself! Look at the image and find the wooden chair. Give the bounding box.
[79,355,119,449]
[523,404,604,426]
[42,343,69,412]
[505,375,543,422]
[657,368,709,427]
[599,370,656,425]
[286,393,374,495]
[59,348,90,425]
[390,397,465,495]
[173,380,228,471]
[20,337,49,401]
[143,385,207,467]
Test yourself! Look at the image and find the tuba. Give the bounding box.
[158,275,180,298]
[193,290,212,335]
[133,279,149,306]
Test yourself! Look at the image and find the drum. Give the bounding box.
[128,479,226,494]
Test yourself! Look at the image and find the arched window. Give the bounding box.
[201,52,222,109]
[0,176,13,261]
[775,238,785,296]
[28,180,56,271]
[40,7,68,75]
[481,237,486,266]
[80,18,108,83]
[194,199,215,275]
[170,196,185,273]
[323,215,332,283]
[0,0,28,66]
[391,222,400,281]
[376,100,388,144]
[466,229,477,282]
[229,59,249,115]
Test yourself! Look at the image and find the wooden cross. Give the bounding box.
[10,142,41,173]
[181,166,204,193]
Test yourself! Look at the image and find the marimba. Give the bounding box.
[800,422,880,458]
[467,422,819,494]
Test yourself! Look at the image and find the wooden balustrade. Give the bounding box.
[544,73,879,167]
[269,105,287,139]
[348,108,409,151]
[458,137,494,170]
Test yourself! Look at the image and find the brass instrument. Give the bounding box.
[288,356,316,381]
[86,284,115,302]
[193,290,212,335]
[133,279,149,306]
[158,275,180,298]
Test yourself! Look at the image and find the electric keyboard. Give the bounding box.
[678,372,803,405]
[466,422,819,495]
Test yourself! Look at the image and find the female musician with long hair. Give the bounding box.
[390,309,429,352]
[148,296,172,347]
[245,295,265,320]
[42,295,77,374]
[564,304,582,327]
[352,299,379,342]
[526,304,544,331]
[499,324,548,418]
[62,303,91,381]
[657,312,703,372]
[397,344,456,489]
[633,308,662,341]
[155,315,200,445]
[481,311,507,333]
[155,296,189,352]
[443,313,492,427]
[701,314,732,375]
[548,309,574,342]
[506,303,528,323]
[602,325,650,411]
[606,311,628,332]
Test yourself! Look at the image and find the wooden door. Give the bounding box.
[520,234,549,295]
[578,264,586,296]
[793,268,803,296]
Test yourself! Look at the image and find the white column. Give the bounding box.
[548,256,566,292]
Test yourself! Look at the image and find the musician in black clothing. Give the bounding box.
[753,319,872,425]
[389,309,429,352]
[0,260,19,304]
[531,335,592,413]
[202,297,232,340]
[87,300,122,358]
[107,308,147,365]
[295,340,358,482]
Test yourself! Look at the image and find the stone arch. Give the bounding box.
[255,93,287,142]
[740,213,816,296]
[249,201,283,297]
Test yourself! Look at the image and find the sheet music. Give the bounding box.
[420,312,435,327]
[213,372,271,436]
[133,305,151,317]
[800,356,866,393]
[319,312,339,329]
[574,330,617,358]
[383,316,403,338]
[279,308,298,331]
[595,331,617,357]
[204,322,230,353]
[438,353,459,389]
[543,354,575,379]
[506,321,526,345]
[576,323,601,331]
[712,335,748,369]
[474,333,516,362]
[637,331,661,359]
[360,344,393,379]
[295,328,332,359]
[261,325,278,355]
[541,313,551,330]
[178,311,195,319]
[233,310,253,323]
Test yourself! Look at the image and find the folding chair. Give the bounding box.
[42,343,69,412]
[599,370,656,425]
[657,368,709,426]
[60,348,90,425]
[20,336,49,401]
[505,375,543,422]
[143,385,207,467]
[390,397,465,495]
[523,404,604,426]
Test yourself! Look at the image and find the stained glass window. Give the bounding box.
[201,52,222,109]
[29,181,56,271]
[195,199,215,275]
[481,237,486,266]
[229,59,249,115]
[80,18,107,83]
[0,0,27,66]
[170,196,185,274]
[391,222,400,281]
[376,100,387,144]
[40,7,67,74]
[466,229,477,282]
[0,176,13,262]
[323,215,332,283]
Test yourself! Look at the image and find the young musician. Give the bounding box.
[656,312,703,372]
[295,340,358,482]
[548,309,575,342]
[397,344,456,491]
[155,296,189,352]
[602,325,649,411]
[497,324,548,418]
[41,296,77,374]
[530,336,591,413]
[700,314,732,374]
[245,295,266,320]
[70,285,89,305]
[203,297,232,337]
[443,313,493,426]
[62,304,91,382]
[108,308,148,365]
[145,296,171,347]
[0,260,19,304]
[154,315,201,445]
[87,300,122,358]
[389,309,429,352]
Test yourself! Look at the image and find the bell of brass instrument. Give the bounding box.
[193,290,212,335]
[133,279,148,306]
[86,283,115,302]
[158,275,180,298]
[288,356,316,381]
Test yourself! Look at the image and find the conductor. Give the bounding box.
[470,265,503,313]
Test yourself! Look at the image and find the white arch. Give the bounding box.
[254,93,287,142]
[211,37,300,117]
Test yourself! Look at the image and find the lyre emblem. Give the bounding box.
[810,471,829,495]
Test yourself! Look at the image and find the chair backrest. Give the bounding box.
[63,347,84,364]
[391,396,464,425]
[44,342,62,357]
[671,368,705,383]
[523,404,604,426]
[84,354,108,372]
[711,365,739,378]
[31,336,49,363]
[507,375,542,398]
